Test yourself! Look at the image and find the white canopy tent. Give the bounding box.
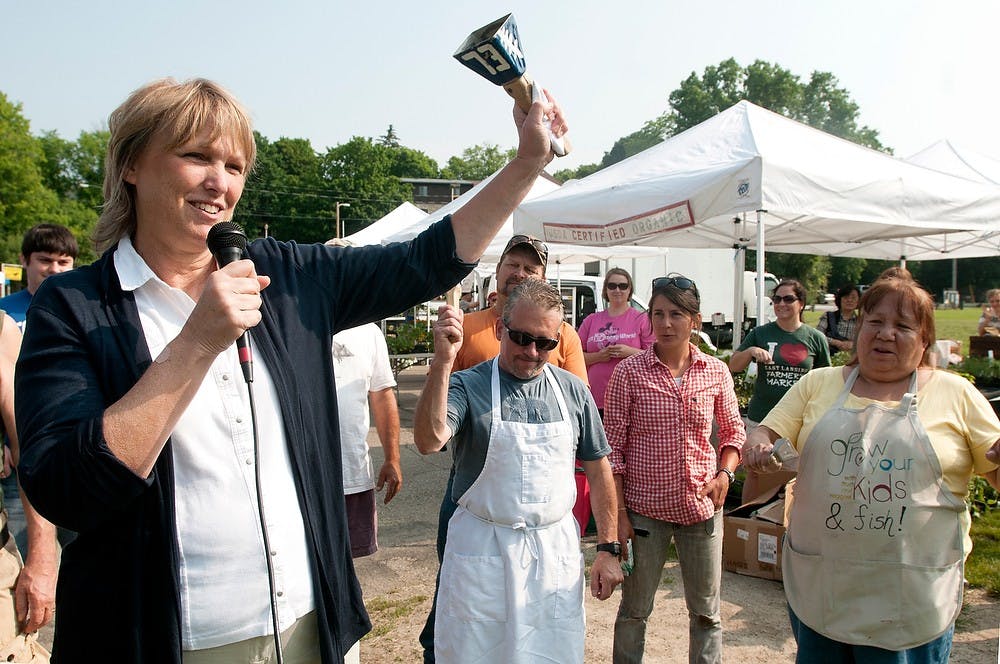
[907,140,1000,184]
[345,201,426,246]
[382,167,668,265]
[515,101,1000,337]
[759,140,1000,261]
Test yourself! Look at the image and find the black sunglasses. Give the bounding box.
[652,276,697,291]
[606,282,630,291]
[772,295,800,304]
[504,325,560,351]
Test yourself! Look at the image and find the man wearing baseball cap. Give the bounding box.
[452,234,586,375]
[418,233,588,662]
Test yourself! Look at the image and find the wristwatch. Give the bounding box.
[717,467,736,484]
[596,541,622,557]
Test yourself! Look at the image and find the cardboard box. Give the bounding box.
[723,509,785,581]
[722,480,792,582]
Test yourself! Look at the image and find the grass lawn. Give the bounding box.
[803,306,981,349]
[968,510,1000,595]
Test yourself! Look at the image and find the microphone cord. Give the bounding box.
[244,343,285,664]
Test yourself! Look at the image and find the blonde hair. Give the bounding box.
[94,78,256,252]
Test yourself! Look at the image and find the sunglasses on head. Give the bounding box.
[504,324,560,351]
[772,295,800,304]
[652,276,697,291]
[606,282,630,291]
[504,234,549,262]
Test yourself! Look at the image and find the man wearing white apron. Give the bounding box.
[415,280,623,663]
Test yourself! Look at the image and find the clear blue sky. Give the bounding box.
[3,1,998,174]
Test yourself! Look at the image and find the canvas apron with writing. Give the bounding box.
[436,359,583,663]
[783,368,965,650]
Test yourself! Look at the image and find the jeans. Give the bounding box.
[418,470,459,664]
[788,605,954,664]
[613,510,723,664]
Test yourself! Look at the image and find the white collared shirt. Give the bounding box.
[115,237,314,650]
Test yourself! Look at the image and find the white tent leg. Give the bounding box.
[756,210,767,328]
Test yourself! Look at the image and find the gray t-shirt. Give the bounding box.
[446,360,609,501]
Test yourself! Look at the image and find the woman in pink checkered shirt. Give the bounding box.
[605,275,745,664]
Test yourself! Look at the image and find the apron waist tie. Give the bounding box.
[464,510,561,576]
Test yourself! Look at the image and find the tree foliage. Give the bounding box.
[237,133,438,243]
[441,143,516,180]
[378,124,400,148]
[559,57,887,183]
[0,93,100,262]
[668,58,887,151]
[4,76,993,304]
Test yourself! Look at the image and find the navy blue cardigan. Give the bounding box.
[16,218,472,663]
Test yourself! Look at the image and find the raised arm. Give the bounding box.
[413,305,464,454]
[450,93,568,263]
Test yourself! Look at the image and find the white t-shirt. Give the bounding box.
[333,324,396,494]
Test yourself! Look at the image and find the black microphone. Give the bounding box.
[206,221,254,383]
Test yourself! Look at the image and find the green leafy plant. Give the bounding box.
[385,323,433,355]
[968,476,1000,521]
[952,356,1000,388]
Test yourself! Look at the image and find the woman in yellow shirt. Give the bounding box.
[745,268,999,664]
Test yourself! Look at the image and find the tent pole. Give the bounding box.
[733,246,745,348]
[756,210,767,330]
[732,214,748,347]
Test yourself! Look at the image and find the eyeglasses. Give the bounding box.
[606,282,630,291]
[652,276,697,291]
[504,325,560,351]
[772,295,800,304]
[502,234,549,264]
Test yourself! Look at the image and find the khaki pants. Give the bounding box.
[183,611,320,664]
[0,535,49,662]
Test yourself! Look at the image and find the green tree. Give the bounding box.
[750,250,831,303]
[35,129,107,262]
[827,257,869,292]
[387,145,439,179]
[38,129,108,209]
[557,58,887,183]
[238,134,330,241]
[667,58,887,151]
[320,137,413,240]
[441,143,516,181]
[0,92,71,260]
[669,59,889,292]
[599,116,673,170]
[378,124,400,148]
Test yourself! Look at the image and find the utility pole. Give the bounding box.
[336,202,351,239]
